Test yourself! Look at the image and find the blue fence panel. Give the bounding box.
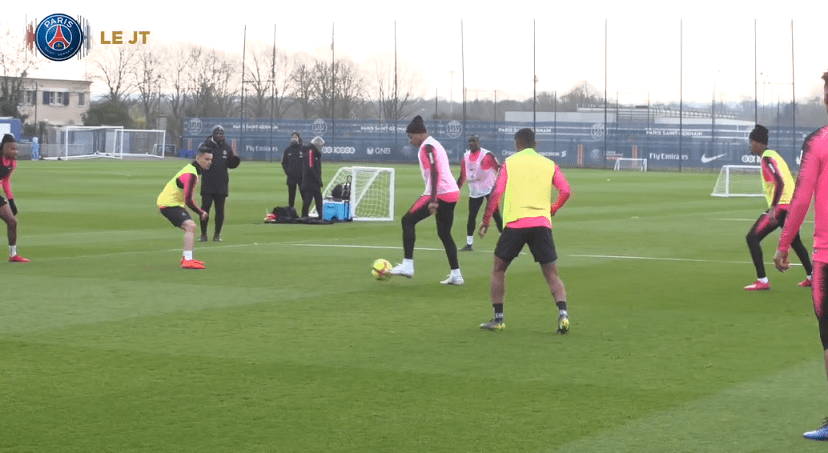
[183,117,814,171]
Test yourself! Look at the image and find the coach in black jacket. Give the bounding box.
[198,125,241,242]
[301,136,325,218]
[281,132,304,209]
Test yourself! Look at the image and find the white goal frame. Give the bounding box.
[613,158,647,171]
[114,129,167,159]
[311,166,395,221]
[44,125,123,160]
[711,165,764,197]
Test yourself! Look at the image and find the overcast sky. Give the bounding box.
[6,0,827,106]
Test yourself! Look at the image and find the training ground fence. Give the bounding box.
[183,116,817,172]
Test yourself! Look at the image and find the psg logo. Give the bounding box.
[35,14,84,61]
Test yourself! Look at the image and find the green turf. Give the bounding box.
[1,159,826,452]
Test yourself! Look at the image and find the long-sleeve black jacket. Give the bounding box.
[281,142,304,185]
[300,144,323,192]
[199,136,241,196]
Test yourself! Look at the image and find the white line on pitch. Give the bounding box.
[36,242,800,267]
[569,253,802,267]
[716,218,814,223]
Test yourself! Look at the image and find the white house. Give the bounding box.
[16,77,92,127]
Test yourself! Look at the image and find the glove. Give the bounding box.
[8,198,17,216]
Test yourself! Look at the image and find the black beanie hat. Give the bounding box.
[749,125,769,145]
[406,115,427,134]
[0,134,16,150]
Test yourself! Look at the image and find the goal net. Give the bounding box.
[613,158,647,171]
[711,165,764,197]
[311,166,395,221]
[114,129,167,158]
[43,125,122,160]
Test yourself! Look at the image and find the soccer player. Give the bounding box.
[0,134,29,263]
[300,136,324,219]
[478,128,571,332]
[157,148,213,269]
[744,124,812,290]
[389,115,464,285]
[198,125,240,242]
[456,134,503,251]
[774,70,828,441]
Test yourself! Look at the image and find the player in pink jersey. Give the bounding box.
[456,134,503,252]
[0,134,29,263]
[774,70,828,441]
[389,116,464,285]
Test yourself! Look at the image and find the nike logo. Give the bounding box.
[701,153,727,163]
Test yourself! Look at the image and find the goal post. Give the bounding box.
[711,165,764,197]
[311,166,395,221]
[115,129,167,158]
[43,125,123,160]
[613,158,647,171]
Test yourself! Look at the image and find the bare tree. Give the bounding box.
[186,47,240,118]
[310,58,365,119]
[332,59,365,119]
[88,45,137,102]
[310,60,334,118]
[135,44,163,128]
[212,50,241,118]
[0,25,39,119]
[288,56,316,120]
[185,45,211,117]
[366,53,425,121]
[244,43,292,119]
[163,42,195,146]
[558,81,603,111]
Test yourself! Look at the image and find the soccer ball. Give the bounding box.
[371,259,393,281]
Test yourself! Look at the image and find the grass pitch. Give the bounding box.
[1,159,826,452]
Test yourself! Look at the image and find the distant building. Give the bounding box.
[12,77,92,127]
[505,106,744,126]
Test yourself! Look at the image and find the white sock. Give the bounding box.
[183,250,193,261]
[9,245,16,257]
[758,277,769,283]
[451,268,462,278]
[807,275,813,281]
[466,236,473,246]
[403,258,414,271]
[560,309,568,317]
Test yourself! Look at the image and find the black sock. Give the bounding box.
[556,301,567,315]
[494,303,504,321]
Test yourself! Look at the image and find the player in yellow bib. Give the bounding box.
[744,125,812,290]
[158,149,213,269]
[478,128,572,332]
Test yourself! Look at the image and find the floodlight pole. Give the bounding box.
[533,19,537,131]
[241,25,247,155]
[791,20,796,158]
[679,19,683,173]
[270,24,275,162]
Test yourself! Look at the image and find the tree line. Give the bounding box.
[3,24,826,150]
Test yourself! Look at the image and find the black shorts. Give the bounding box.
[494,226,558,265]
[159,207,192,228]
[0,196,6,208]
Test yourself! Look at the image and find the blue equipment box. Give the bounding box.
[323,200,351,221]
